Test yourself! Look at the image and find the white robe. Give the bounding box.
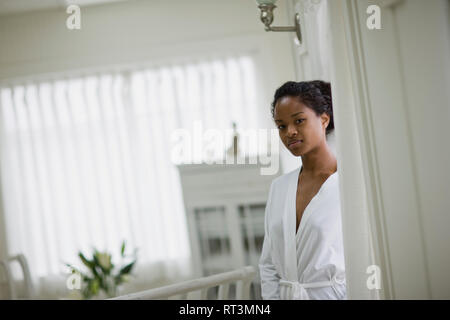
[258,165,347,300]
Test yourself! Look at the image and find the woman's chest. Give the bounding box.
[296,176,330,225]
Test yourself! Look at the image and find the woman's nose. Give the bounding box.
[287,125,298,137]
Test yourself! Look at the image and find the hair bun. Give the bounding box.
[311,80,331,99]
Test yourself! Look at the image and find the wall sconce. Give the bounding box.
[256,0,302,43]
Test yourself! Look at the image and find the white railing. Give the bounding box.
[110,266,257,300]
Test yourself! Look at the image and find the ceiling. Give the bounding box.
[0,0,128,16]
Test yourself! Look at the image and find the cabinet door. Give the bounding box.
[192,206,233,276]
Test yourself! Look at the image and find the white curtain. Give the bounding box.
[0,54,259,294]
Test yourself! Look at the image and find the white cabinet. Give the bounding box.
[177,158,280,299]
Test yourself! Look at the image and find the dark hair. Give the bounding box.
[271,80,334,135]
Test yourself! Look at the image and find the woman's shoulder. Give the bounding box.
[270,166,339,190]
[270,166,301,189]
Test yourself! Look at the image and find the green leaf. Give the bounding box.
[78,252,94,269]
[92,253,100,266]
[65,263,77,272]
[121,240,126,257]
[65,264,88,279]
[93,252,112,275]
[90,278,100,295]
[119,261,136,275]
[92,254,105,276]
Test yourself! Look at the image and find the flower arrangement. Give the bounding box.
[66,240,138,299]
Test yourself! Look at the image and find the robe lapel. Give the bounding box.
[282,166,301,282]
[282,166,337,283]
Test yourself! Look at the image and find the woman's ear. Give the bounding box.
[321,113,330,130]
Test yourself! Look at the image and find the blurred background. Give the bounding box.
[0,0,297,300]
[0,0,449,300]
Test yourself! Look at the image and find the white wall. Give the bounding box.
[353,0,450,299]
[287,0,450,299]
[329,0,450,299]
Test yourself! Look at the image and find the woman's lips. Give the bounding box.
[288,140,302,148]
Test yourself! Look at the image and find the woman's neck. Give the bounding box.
[300,142,337,175]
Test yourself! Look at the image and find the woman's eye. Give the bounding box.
[296,119,305,124]
[277,125,285,130]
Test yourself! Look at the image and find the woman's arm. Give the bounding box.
[258,181,281,300]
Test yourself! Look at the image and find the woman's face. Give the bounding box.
[274,96,330,157]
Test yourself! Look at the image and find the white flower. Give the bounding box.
[97,252,112,270]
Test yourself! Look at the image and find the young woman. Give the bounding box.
[259,81,346,300]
